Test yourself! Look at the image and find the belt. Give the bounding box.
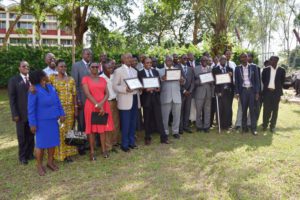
[242,86,252,90]
[267,88,275,91]
[108,98,116,101]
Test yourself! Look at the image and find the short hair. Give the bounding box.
[224,49,231,54]
[45,52,54,59]
[143,57,151,64]
[264,60,269,65]
[29,70,47,85]
[270,56,279,62]
[165,55,173,61]
[247,52,254,58]
[82,48,92,55]
[56,59,65,66]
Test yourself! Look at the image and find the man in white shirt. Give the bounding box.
[43,53,57,76]
[100,61,119,152]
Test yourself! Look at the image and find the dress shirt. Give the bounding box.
[43,66,58,76]
[100,73,117,100]
[181,64,188,76]
[145,69,154,77]
[20,73,29,84]
[242,64,251,87]
[123,64,135,78]
[82,59,89,69]
[268,66,278,89]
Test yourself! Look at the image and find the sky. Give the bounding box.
[1,0,300,56]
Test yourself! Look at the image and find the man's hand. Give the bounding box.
[29,85,36,94]
[161,75,166,81]
[30,126,36,134]
[126,87,133,93]
[179,77,185,85]
[184,91,191,97]
[13,116,19,122]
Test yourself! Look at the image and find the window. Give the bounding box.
[0,21,5,29]
[9,13,16,19]
[0,38,3,43]
[16,22,33,29]
[47,15,56,20]
[42,22,57,30]
[42,39,57,45]
[61,39,72,45]
[10,38,32,44]
[21,14,33,19]
[0,13,6,19]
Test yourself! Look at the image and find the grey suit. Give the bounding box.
[194,65,214,129]
[179,64,194,131]
[71,60,90,131]
[158,66,182,135]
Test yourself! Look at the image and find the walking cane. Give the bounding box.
[216,94,221,134]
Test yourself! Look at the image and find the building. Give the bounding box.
[0,3,73,47]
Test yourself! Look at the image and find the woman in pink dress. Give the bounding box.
[82,62,114,160]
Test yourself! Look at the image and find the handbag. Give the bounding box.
[91,112,109,125]
[64,120,87,146]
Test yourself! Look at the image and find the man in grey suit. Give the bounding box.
[194,56,214,132]
[179,54,194,134]
[71,48,92,154]
[158,56,185,139]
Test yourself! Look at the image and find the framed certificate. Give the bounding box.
[165,69,181,81]
[215,73,231,85]
[142,77,160,88]
[199,72,214,84]
[124,78,143,90]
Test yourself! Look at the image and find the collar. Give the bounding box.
[122,64,130,69]
[242,63,249,68]
[181,64,187,68]
[20,73,28,79]
[82,59,89,66]
[46,66,56,71]
[164,63,174,69]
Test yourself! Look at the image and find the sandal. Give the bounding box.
[37,166,46,176]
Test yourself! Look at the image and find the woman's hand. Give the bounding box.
[60,116,66,123]
[29,85,36,94]
[98,107,105,116]
[30,126,36,134]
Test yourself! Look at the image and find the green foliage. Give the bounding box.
[232,45,259,65]
[289,46,300,68]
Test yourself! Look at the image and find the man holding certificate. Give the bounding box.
[194,56,214,133]
[179,54,195,134]
[158,55,185,139]
[212,55,234,130]
[113,53,140,152]
[235,53,260,135]
[138,58,169,145]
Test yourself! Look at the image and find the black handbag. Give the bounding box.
[64,120,87,146]
[91,112,109,125]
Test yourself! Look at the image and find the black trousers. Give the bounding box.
[217,89,233,129]
[179,95,192,131]
[210,97,216,126]
[263,90,280,129]
[16,121,34,161]
[241,88,256,131]
[143,96,168,142]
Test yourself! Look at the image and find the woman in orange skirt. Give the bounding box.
[82,62,114,160]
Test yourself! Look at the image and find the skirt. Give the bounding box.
[35,119,60,149]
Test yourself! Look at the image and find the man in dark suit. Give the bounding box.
[179,54,194,133]
[71,48,92,154]
[235,53,260,135]
[262,56,286,132]
[138,58,169,145]
[212,55,234,130]
[187,53,196,68]
[8,61,34,165]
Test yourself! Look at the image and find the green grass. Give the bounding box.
[1,89,300,200]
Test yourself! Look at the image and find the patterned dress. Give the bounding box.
[49,75,78,161]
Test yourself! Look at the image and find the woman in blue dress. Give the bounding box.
[28,70,65,176]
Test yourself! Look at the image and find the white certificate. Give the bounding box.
[124,78,143,90]
[142,77,160,88]
[199,72,214,83]
[215,73,231,85]
[166,69,181,81]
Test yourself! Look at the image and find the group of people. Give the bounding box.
[8,48,286,176]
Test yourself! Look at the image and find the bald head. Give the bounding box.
[45,53,55,66]
[121,53,132,66]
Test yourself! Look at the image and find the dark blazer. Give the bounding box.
[138,68,161,107]
[212,65,234,94]
[235,64,260,95]
[8,75,29,122]
[262,66,286,97]
[179,64,194,95]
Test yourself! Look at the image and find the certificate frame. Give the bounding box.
[124,78,143,90]
[215,73,231,85]
[199,72,214,84]
[142,77,160,88]
[165,69,181,81]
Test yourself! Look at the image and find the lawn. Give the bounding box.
[0,89,300,200]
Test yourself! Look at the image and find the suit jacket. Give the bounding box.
[179,64,195,95]
[262,66,286,97]
[194,65,214,99]
[112,64,141,110]
[235,64,260,95]
[8,75,29,122]
[71,60,90,104]
[158,66,182,104]
[212,65,234,94]
[138,69,161,107]
[28,84,65,127]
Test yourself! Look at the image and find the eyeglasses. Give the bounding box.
[21,65,29,68]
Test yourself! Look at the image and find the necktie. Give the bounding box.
[148,69,153,77]
[184,66,187,76]
[25,77,30,89]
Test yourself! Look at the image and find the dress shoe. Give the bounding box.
[121,147,130,152]
[203,128,210,133]
[160,140,170,144]
[252,130,258,136]
[20,159,28,165]
[27,154,35,161]
[129,145,138,149]
[173,134,180,139]
[145,139,151,145]
[262,127,267,132]
[270,128,276,133]
[183,128,193,133]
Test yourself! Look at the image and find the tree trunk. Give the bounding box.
[192,13,200,45]
[35,20,41,47]
[74,5,89,46]
[2,15,22,48]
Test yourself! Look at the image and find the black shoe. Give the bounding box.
[203,128,210,133]
[252,130,258,136]
[27,154,35,160]
[64,157,73,163]
[121,147,130,152]
[160,140,170,144]
[173,134,180,139]
[183,128,193,133]
[129,145,138,149]
[197,128,203,132]
[270,128,276,133]
[179,131,183,135]
[20,159,28,165]
[262,127,267,131]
